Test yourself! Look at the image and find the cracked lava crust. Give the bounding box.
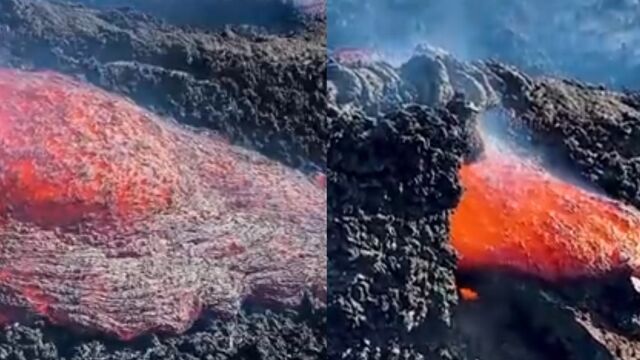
[0,69,327,340]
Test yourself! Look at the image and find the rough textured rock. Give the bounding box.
[69,0,319,33]
[328,45,497,118]
[328,103,472,359]
[404,45,499,110]
[327,58,412,116]
[0,307,326,360]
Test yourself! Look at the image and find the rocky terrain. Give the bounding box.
[328,0,640,88]
[327,45,640,359]
[0,0,326,359]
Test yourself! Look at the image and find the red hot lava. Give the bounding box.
[452,143,640,281]
[0,69,326,340]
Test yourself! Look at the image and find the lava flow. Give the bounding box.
[451,141,640,281]
[0,69,326,340]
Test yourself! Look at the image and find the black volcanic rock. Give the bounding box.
[0,308,325,360]
[68,0,308,33]
[327,104,470,359]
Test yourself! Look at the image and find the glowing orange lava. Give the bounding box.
[459,287,480,301]
[0,69,326,339]
[0,71,180,228]
[452,144,640,281]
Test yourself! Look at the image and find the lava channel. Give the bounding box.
[0,69,326,340]
[451,142,640,281]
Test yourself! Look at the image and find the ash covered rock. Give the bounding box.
[328,44,498,117]
[327,59,412,115]
[328,0,640,89]
[403,45,499,110]
[0,0,327,170]
[328,104,472,359]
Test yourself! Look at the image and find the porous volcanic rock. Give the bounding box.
[68,0,316,33]
[328,102,474,359]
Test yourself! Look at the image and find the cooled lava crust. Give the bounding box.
[328,103,467,359]
[0,68,326,340]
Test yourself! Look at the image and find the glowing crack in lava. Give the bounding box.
[0,69,326,340]
[451,140,640,281]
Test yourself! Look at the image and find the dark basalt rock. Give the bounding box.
[0,306,326,360]
[67,0,308,33]
[328,104,471,359]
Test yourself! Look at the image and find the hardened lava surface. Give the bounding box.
[0,68,326,340]
[452,142,640,280]
[328,103,470,359]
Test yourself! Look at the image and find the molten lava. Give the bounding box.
[452,143,640,281]
[0,69,326,339]
[459,287,480,301]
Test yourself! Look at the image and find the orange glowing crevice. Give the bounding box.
[459,287,480,301]
[452,141,640,281]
